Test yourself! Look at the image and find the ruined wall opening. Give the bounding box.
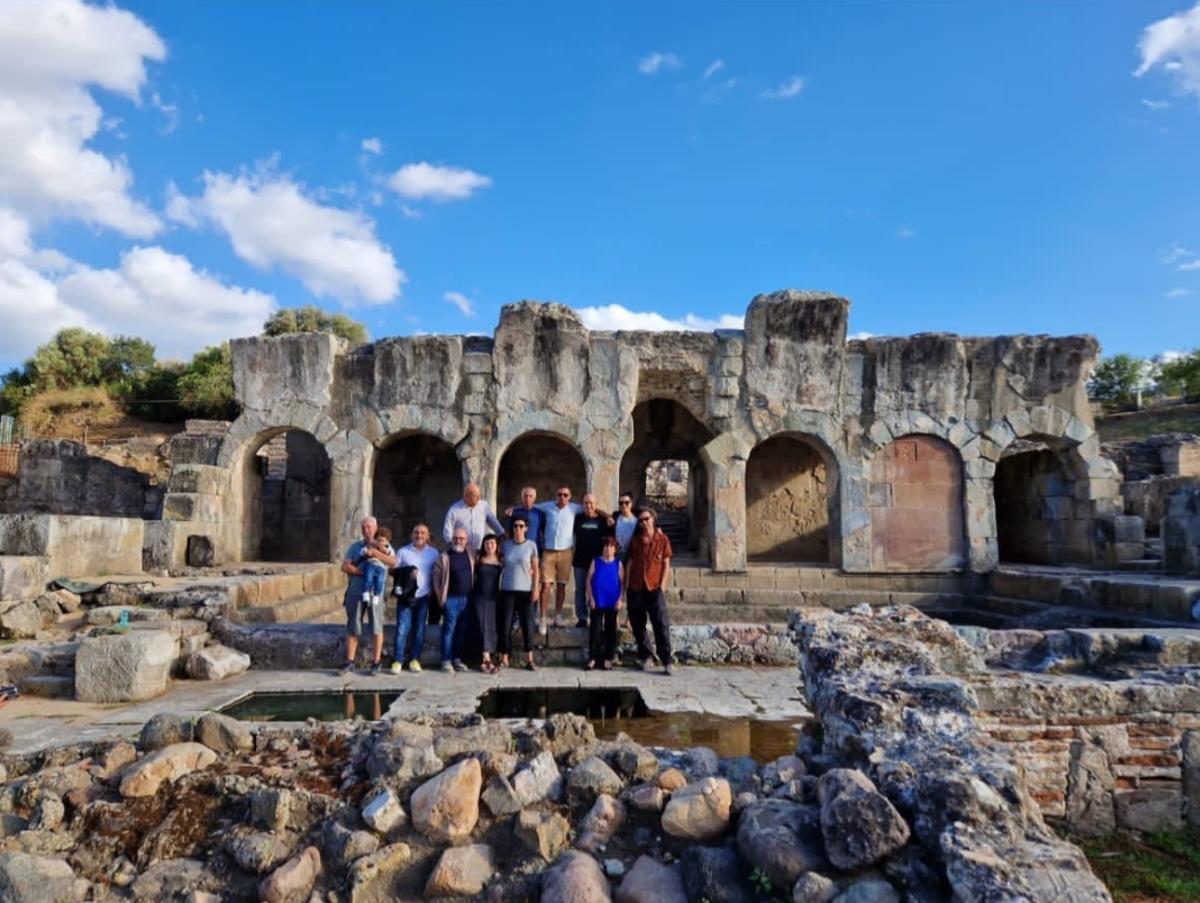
[746,435,837,564]
[868,433,965,571]
[372,433,461,544]
[496,433,587,511]
[242,429,331,562]
[619,399,713,558]
[995,439,1088,565]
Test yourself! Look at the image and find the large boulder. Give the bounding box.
[259,847,321,903]
[119,742,217,798]
[517,809,571,861]
[75,630,177,703]
[186,644,251,680]
[0,852,76,903]
[0,601,44,639]
[365,726,443,783]
[482,750,561,815]
[818,770,910,870]
[361,787,407,835]
[680,844,753,903]
[577,793,626,853]
[410,758,482,843]
[661,777,732,840]
[542,850,610,903]
[130,858,221,900]
[736,800,827,889]
[228,829,290,875]
[195,712,253,754]
[139,712,194,751]
[567,756,623,804]
[347,842,412,903]
[321,821,379,870]
[616,855,686,903]
[424,844,494,898]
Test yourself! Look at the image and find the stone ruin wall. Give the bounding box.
[149,289,1131,574]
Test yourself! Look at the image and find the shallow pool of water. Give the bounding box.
[476,686,802,763]
[219,691,402,722]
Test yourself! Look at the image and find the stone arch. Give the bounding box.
[868,434,966,571]
[994,435,1090,565]
[619,399,715,557]
[239,427,332,562]
[495,432,588,511]
[371,432,463,544]
[746,433,840,565]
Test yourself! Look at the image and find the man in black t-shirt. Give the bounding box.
[572,493,613,629]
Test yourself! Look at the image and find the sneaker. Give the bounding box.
[453,660,469,672]
[338,660,355,675]
[575,620,588,630]
[538,618,549,636]
[368,660,382,675]
[554,613,566,628]
[664,664,675,676]
[407,660,422,673]
[361,591,371,602]
[640,657,653,671]
[390,662,403,675]
[441,661,454,674]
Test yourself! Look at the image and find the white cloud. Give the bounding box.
[1180,259,1200,271]
[575,303,742,332]
[638,52,682,75]
[1135,2,1200,99]
[0,245,275,361]
[0,0,165,237]
[1141,98,1171,110]
[896,226,916,239]
[175,167,405,305]
[762,75,806,100]
[444,290,476,318]
[1165,287,1192,298]
[703,59,725,80]
[0,208,33,259]
[848,331,875,341]
[151,91,179,134]
[703,78,739,104]
[361,137,383,155]
[387,162,492,202]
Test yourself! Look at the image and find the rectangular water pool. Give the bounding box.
[219,691,402,722]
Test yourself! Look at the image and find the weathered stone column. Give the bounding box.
[701,433,751,573]
[964,473,999,572]
[583,428,626,510]
[836,464,872,571]
[327,431,372,561]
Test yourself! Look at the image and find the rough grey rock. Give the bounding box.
[410,758,482,843]
[793,872,837,903]
[614,740,658,782]
[75,629,177,703]
[818,771,911,870]
[567,756,624,804]
[139,712,195,751]
[361,787,406,835]
[186,644,250,680]
[228,829,290,875]
[737,800,826,889]
[1064,742,1116,837]
[483,750,562,815]
[347,843,411,903]
[27,793,64,832]
[321,821,379,870]
[832,879,901,903]
[683,746,720,777]
[0,601,43,639]
[259,846,321,903]
[365,735,442,783]
[680,844,754,903]
[130,858,220,901]
[516,809,570,861]
[0,852,76,903]
[661,777,733,840]
[119,742,217,798]
[616,855,686,903]
[542,850,610,903]
[433,722,512,760]
[546,713,596,757]
[195,712,254,754]
[577,793,626,853]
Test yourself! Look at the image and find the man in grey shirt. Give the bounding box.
[443,482,505,549]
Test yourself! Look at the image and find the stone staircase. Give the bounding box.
[1117,536,1164,573]
[230,563,346,624]
[654,508,691,553]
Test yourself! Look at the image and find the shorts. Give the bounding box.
[541,548,573,584]
[345,590,385,636]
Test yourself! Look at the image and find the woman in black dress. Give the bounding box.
[472,533,503,674]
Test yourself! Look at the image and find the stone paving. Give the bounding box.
[1,664,808,755]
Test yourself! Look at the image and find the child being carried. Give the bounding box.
[359,526,393,604]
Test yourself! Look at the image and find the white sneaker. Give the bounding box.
[390,662,403,675]
[361,591,371,602]
[407,660,422,673]
[554,613,566,628]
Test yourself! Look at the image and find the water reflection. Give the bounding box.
[220,691,401,722]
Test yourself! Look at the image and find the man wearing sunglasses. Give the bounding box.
[624,507,674,675]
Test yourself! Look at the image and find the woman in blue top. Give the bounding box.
[585,535,624,670]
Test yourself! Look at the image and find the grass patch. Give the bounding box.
[21,385,120,436]
[1096,404,1200,443]
[1083,829,1200,902]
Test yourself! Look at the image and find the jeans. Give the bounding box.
[395,594,430,665]
[628,588,672,665]
[441,595,469,663]
[362,564,387,599]
[573,566,590,626]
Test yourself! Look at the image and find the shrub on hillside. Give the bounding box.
[21,386,120,436]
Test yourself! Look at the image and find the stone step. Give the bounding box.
[670,586,976,610]
[238,587,345,623]
[973,595,1054,617]
[673,565,975,596]
[17,674,74,698]
[1117,559,1165,572]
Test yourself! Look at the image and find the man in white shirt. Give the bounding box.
[443,482,505,549]
[534,487,583,629]
[392,522,440,673]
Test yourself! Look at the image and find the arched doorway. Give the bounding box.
[746,435,837,564]
[868,434,965,571]
[496,433,587,510]
[242,429,331,562]
[995,438,1087,565]
[619,399,714,558]
[373,434,461,544]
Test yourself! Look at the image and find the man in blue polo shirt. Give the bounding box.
[339,516,397,675]
[507,486,544,553]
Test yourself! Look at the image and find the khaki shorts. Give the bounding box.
[541,548,573,585]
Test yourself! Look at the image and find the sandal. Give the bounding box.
[481,661,497,674]
[524,659,539,671]
[602,660,613,670]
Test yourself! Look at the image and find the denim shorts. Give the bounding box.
[345,590,385,636]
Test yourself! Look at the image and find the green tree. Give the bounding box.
[1159,351,1200,399]
[0,367,32,415]
[176,343,238,419]
[102,336,157,385]
[26,328,111,392]
[1088,354,1148,406]
[263,306,368,344]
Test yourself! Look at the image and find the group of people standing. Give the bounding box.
[339,483,675,676]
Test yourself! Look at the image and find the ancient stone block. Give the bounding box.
[75,630,177,703]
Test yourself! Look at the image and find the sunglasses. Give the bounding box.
[638,516,652,523]
[556,492,569,497]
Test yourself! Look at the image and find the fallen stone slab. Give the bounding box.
[186,643,251,680]
[425,843,494,898]
[0,851,76,903]
[0,600,43,639]
[75,629,177,703]
[410,758,482,843]
[195,712,253,754]
[119,742,217,798]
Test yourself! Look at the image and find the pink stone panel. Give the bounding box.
[869,434,966,570]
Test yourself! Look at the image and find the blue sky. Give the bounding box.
[1,1,1198,369]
